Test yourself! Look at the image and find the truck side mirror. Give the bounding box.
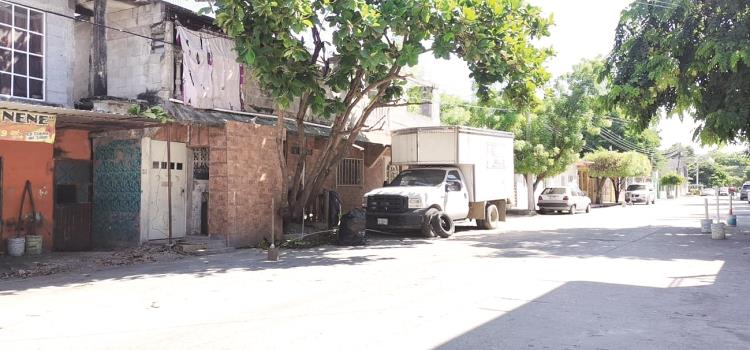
[446,181,461,192]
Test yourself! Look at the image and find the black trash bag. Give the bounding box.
[337,208,367,246]
[328,191,343,229]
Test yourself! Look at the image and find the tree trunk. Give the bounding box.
[596,178,605,204]
[526,174,535,212]
[611,177,623,203]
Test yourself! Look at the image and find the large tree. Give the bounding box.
[605,0,750,144]
[519,59,608,190]
[212,0,551,224]
[586,150,652,203]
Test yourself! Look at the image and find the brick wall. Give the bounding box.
[209,122,283,247]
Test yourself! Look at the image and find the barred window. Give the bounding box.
[0,1,45,100]
[337,158,363,186]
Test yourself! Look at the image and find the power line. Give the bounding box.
[7,1,230,48]
[600,128,655,154]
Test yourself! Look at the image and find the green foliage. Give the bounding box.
[128,105,172,123]
[213,0,553,113]
[660,173,686,187]
[710,168,730,187]
[585,150,652,179]
[516,59,609,183]
[605,0,750,143]
[440,94,474,126]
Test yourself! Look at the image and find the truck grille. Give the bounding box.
[367,195,407,213]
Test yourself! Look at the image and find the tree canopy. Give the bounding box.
[585,150,652,203]
[605,0,750,144]
[212,0,553,221]
[660,173,686,187]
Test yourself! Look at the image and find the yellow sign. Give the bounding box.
[0,109,56,143]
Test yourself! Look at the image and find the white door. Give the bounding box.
[444,170,470,220]
[147,140,187,240]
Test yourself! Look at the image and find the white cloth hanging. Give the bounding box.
[176,26,242,110]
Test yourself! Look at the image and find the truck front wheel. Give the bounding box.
[431,212,455,238]
[477,204,501,230]
[422,208,439,238]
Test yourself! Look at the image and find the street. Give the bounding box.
[1,196,750,349]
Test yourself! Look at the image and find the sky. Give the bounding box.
[175,0,743,154]
[418,0,744,154]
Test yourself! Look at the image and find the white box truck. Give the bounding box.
[363,126,514,238]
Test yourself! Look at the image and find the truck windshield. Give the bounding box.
[627,185,647,191]
[389,169,446,187]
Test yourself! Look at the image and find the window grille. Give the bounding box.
[337,158,363,186]
[0,1,45,100]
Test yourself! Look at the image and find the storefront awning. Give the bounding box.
[0,100,163,132]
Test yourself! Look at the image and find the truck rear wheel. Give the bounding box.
[422,208,439,238]
[431,212,455,238]
[477,204,500,230]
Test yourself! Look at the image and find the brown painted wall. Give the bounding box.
[54,129,90,160]
[0,140,54,251]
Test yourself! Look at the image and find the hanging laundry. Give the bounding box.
[176,26,242,111]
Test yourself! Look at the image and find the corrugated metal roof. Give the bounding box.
[163,101,381,142]
[0,100,163,131]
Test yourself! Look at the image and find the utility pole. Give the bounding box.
[526,112,534,213]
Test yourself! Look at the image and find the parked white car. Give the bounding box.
[718,187,730,196]
[701,187,717,196]
[624,184,656,205]
[537,186,592,214]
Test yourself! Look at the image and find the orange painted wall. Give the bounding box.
[54,129,90,160]
[0,140,54,252]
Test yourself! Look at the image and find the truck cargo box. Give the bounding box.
[391,126,514,203]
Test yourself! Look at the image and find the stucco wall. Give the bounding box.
[54,129,90,160]
[0,140,54,251]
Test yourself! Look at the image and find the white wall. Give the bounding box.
[513,163,580,210]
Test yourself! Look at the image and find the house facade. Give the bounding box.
[1,0,438,252]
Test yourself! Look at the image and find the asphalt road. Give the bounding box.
[1,196,749,349]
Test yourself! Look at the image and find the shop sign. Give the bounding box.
[0,109,56,143]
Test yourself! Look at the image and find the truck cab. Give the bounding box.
[364,167,470,228]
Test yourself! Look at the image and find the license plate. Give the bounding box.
[377,218,388,225]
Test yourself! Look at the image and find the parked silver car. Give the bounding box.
[624,184,656,204]
[537,186,592,214]
[740,182,750,200]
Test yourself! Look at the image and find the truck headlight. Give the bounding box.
[408,197,423,209]
[362,196,368,208]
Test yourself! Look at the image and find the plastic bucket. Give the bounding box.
[727,215,737,227]
[25,235,43,255]
[700,219,713,233]
[711,223,726,240]
[7,237,25,256]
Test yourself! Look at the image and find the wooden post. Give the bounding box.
[167,124,173,245]
[92,0,107,96]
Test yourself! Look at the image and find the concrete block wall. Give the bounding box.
[105,3,172,100]
[72,21,92,102]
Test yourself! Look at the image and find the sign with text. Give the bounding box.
[0,109,56,143]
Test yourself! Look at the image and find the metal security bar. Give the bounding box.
[337,158,363,186]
